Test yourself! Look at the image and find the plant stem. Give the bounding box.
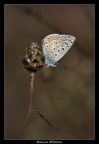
[19,72,35,138]
[19,72,58,139]
[29,72,35,111]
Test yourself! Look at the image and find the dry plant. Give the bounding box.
[18,42,57,139]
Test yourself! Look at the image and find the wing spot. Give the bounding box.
[62,48,64,50]
[65,42,68,45]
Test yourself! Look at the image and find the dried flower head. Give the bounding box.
[21,42,45,73]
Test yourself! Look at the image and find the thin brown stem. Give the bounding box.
[19,72,58,139]
[19,111,31,138]
[29,72,35,111]
[19,72,35,138]
[31,109,58,131]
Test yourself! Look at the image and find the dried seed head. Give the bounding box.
[22,42,45,73]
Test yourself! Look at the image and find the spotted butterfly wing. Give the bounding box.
[42,34,76,67]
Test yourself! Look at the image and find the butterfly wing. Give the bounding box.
[41,34,76,67]
[42,34,63,66]
[52,35,76,62]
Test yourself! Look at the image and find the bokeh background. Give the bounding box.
[4,4,95,140]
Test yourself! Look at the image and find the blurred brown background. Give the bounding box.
[4,4,95,140]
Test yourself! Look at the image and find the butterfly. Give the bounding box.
[19,34,76,72]
[42,34,76,67]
